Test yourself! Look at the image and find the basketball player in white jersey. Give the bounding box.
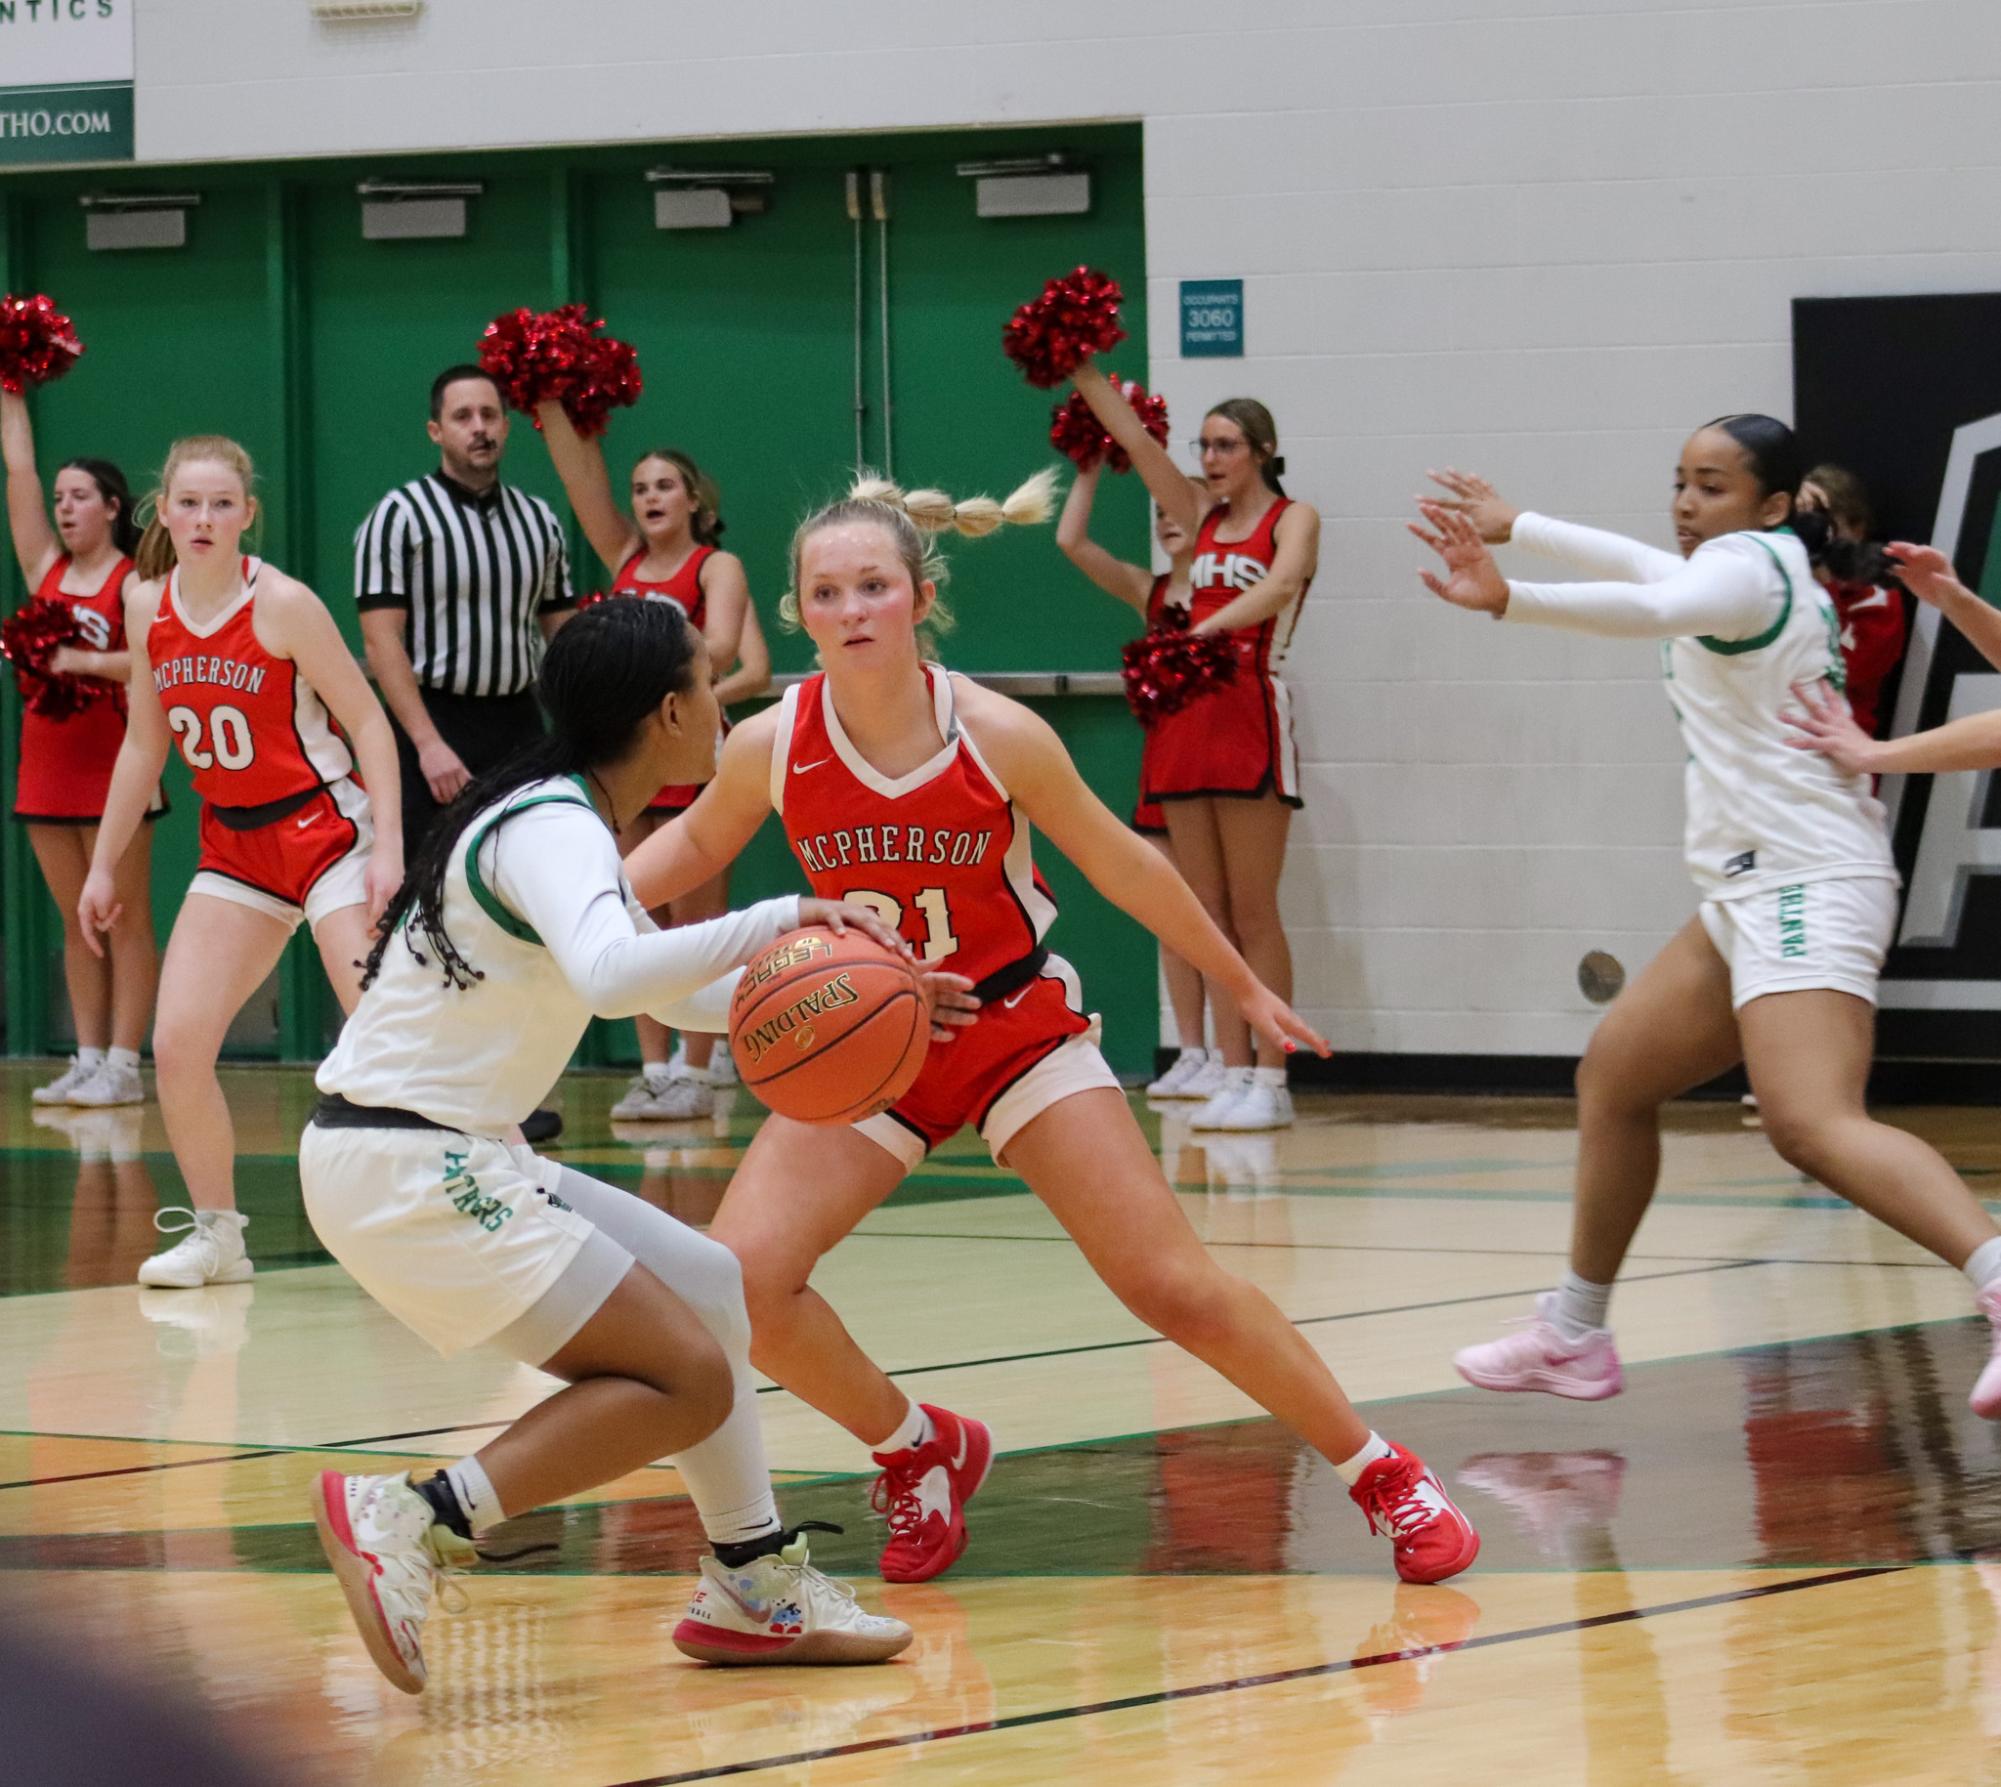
[301,598,940,1693]
[1417,416,2001,1417]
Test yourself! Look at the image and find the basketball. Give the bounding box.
[729,927,929,1124]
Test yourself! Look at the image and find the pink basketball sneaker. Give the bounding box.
[1971,1285,2001,1419]
[1454,1293,1624,1401]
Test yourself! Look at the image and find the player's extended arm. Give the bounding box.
[1191,503,1320,636]
[1786,678,2001,777]
[972,690,1327,1058]
[625,709,777,908]
[1889,542,2001,673]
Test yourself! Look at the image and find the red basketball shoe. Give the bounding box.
[870,1404,994,1584]
[1349,1443,1481,1585]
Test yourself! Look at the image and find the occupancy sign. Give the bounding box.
[0,0,136,168]
[1180,279,1243,358]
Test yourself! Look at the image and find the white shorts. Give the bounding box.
[854,1022,1123,1173]
[300,1122,603,1357]
[1698,875,1898,1012]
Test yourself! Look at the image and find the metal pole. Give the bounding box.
[870,169,893,479]
[844,169,865,469]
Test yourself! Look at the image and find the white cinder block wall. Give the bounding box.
[125,0,2001,1057]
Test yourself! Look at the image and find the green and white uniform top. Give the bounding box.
[1503,513,1897,903]
[317,775,799,1134]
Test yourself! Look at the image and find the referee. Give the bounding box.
[354,364,575,849]
[354,364,575,1142]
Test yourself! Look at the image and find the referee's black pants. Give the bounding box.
[392,688,545,856]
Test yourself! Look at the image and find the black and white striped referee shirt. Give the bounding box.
[353,471,575,698]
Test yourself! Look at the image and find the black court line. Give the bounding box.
[0,1420,510,1492]
[751,1258,1760,1394]
[857,1231,1961,1272]
[603,1566,1903,1786]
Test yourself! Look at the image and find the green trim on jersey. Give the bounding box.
[463,778,596,946]
[1695,533,1793,656]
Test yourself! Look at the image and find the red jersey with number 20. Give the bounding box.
[149,559,354,810]
[771,667,1060,988]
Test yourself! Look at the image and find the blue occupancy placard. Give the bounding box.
[1180,279,1243,357]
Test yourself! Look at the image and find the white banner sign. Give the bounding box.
[0,0,136,166]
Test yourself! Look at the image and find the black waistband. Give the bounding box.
[311,1093,452,1131]
[971,947,1049,1006]
[209,783,325,832]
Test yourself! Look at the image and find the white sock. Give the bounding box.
[869,1402,932,1457]
[642,1060,674,1088]
[1334,1431,1394,1486]
[75,1046,106,1071]
[1175,1046,1208,1064]
[696,1480,782,1549]
[1550,1271,1613,1339]
[446,1456,506,1536]
[1965,1236,2001,1296]
[1252,1064,1286,1088]
[107,1046,140,1073]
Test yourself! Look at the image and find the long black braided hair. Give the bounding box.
[364,596,701,992]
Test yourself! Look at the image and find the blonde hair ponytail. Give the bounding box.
[780,467,1059,636]
[133,434,260,581]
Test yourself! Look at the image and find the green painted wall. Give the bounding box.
[0,124,1164,1073]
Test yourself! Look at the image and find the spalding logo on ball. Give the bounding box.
[729,928,929,1124]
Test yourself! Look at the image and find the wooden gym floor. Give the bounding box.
[3,1058,2000,1784]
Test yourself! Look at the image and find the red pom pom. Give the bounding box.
[0,293,84,395]
[478,303,642,439]
[1120,626,1238,728]
[1048,373,1170,473]
[1,596,111,718]
[1003,267,1127,390]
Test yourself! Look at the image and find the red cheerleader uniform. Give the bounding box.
[1827,578,1910,739]
[1142,498,1307,808]
[148,558,373,930]
[12,552,143,823]
[613,545,721,814]
[1130,573,1186,835]
[770,666,1119,1167]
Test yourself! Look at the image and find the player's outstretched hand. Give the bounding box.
[1240,983,1330,1061]
[76,866,120,958]
[1410,502,1511,615]
[1782,679,1882,778]
[1885,542,1971,609]
[1423,467,1519,544]
[920,971,980,1043]
[800,898,911,959]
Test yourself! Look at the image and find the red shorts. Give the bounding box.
[1143,649,1302,808]
[191,777,374,932]
[854,956,1118,1168]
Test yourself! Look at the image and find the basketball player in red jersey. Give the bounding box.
[628,471,1479,1588]
[535,402,762,1121]
[1055,460,1218,1101]
[1072,368,1319,1132]
[78,436,403,1288]
[1797,465,1910,740]
[3,388,160,1108]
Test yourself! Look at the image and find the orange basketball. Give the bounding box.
[729,927,929,1124]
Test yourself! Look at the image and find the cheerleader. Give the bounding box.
[534,403,762,1120]
[627,472,1479,1589]
[1071,367,1319,1131]
[1416,418,2001,1417]
[305,598,912,1692]
[77,436,402,1289]
[1054,460,1216,1099]
[2,388,158,1107]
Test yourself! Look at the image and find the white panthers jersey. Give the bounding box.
[1661,531,1896,901]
